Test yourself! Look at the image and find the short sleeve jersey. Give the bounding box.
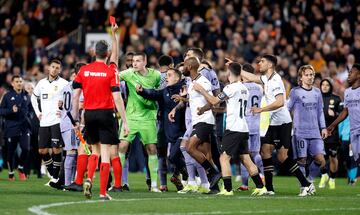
[60,82,73,132]
[260,73,292,125]
[33,76,69,127]
[119,68,161,121]
[188,75,215,126]
[244,82,263,134]
[220,82,249,132]
[74,61,119,110]
[344,87,360,134]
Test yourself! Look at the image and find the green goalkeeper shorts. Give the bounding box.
[119,120,157,145]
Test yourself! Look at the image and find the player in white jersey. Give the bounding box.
[192,62,266,196]
[239,63,264,191]
[31,59,69,189]
[176,57,221,190]
[238,54,314,196]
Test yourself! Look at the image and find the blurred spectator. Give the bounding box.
[11,12,29,69]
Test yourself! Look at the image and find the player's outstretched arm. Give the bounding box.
[252,93,284,114]
[136,85,162,101]
[327,107,348,135]
[109,24,119,66]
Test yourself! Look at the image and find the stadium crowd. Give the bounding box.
[0,0,359,199]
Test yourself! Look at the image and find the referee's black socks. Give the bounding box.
[282,157,310,187]
[41,153,53,177]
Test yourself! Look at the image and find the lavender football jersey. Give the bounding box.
[244,82,263,135]
[344,87,360,134]
[199,67,220,92]
[288,87,326,138]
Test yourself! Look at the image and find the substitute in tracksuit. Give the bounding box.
[136,68,188,191]
[0,75,32,181]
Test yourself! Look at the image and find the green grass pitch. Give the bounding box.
[0,171,359,215]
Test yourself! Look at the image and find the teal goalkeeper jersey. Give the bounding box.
[119,68,161,121]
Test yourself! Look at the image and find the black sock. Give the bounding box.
[329,171,337,179]
[223,176,232,192]
[251,173,264,188]
[201,160,217,175]
[320,164,328,175]
[52,153,62,179]
[282,157,310,187]
[263,158,274,191]
[41,153,53,177]
[180,167,188,181]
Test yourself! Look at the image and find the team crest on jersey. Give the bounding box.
[24,96,27,101]
[54,86,58,91]
[330,99,334,105]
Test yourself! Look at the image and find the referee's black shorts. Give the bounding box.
[84,109,119,145]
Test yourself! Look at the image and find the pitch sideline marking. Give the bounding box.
[28,196,360,215]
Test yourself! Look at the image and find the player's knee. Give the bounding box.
[315,156,326,167]
[38,148,48,155]
[297,158,306,165]
[329,149,338,158]
[220,153,230,163]
[146,144,157,155]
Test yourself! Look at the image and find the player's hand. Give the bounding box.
[321,128,328,139]
[136,84,143,93]
[171,94,183,103]
[122,122,129,137]
[111,23,118,35]
[197,107,205,115]
[327,125,335,136]
[192,82,204,92]
[180,85,188,96]
[251,106,262,114]
[37,113,42,121]
[225,58,234,66]
[12,105,18,113]
[168,108,176,122]
[74,122,80,132]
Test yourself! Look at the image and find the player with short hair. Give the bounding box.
[238,63,264,191]
[192,62,267,196]
[31,59,69,189]
[0,75,32,181]
[72,24,128,200]
[287,65,328,195]
[318,79,342,189]
[118,52,161,192]
[328,63,360,171]
[240,54,314,196]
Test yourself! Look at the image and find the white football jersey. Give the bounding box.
[32,76,69,127]
[220,82,249,132]
[260,73,292,125]
[188,75,215,126]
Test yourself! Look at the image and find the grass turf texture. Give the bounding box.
[0,171,359,215]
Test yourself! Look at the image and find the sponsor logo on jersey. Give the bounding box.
[84,71,107,77]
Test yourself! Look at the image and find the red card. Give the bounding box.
[109,16,116,25]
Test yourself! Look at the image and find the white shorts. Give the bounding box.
[61,129,78,151]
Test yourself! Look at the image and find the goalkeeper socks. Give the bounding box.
[282,157,310,187]
[75,154,88,185]
[148,155,158,187]
[87,154,99,182]
[111,157,122,188]
[241,163,249,186]
[100,163,110,196]
[42,153,54,177]
[52,153,62,179]
[263,158,274,191]
[64,154,76,186]
[223,176,232,192]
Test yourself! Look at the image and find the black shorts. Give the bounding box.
[84,109,119,145]
[220,130,249,157]
[38,124,63,149]
[191,122,214,143]
[324,140,340,157]
[263,122,292,149]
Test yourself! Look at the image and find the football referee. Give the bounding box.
[72,24,128,200]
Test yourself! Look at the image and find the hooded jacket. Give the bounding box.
[320,79,342,143]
